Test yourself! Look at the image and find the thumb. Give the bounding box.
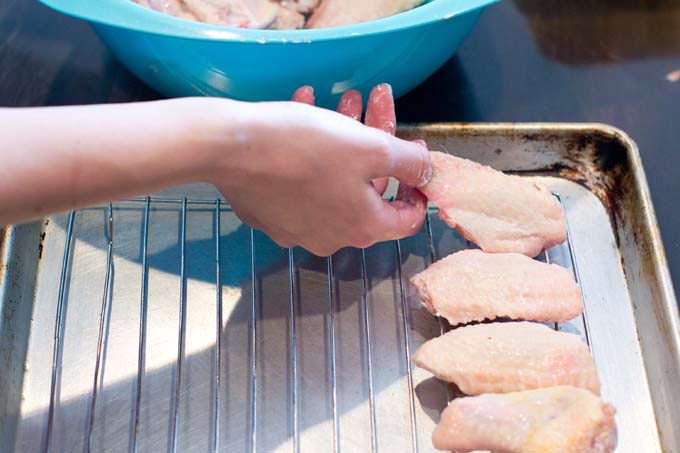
[369,136,432,188]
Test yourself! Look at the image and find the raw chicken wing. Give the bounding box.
[281,0,319,13]
[410,249,582,325]
[135,0,305,28]
[307,0,423,28]
[413,322,600,395]
[433,386,617,453]
[134,0,198,20]
[420,152,566,257]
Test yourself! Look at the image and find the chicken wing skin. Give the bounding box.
[413,322,600,395]
[280,0,319,14]
[420,152,566,257]
[433,386,617,453]
[410,249,583,326]
[306,0,423,28]
[134,0,304,28]
[135,0,198,20]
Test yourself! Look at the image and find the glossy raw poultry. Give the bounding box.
[281,0,319,14]
[420,152,566,257]
[307,0,423,28]
[134,0,306,28]
[433,386,617,453]
[414,322,601,395]
[410,249,583,325]
[134,0,422,28]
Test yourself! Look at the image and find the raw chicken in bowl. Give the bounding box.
[133,0,426,29]
[132,0,313,29]
[39,0,497,105]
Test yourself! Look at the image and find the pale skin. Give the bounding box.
[0,86,431,256]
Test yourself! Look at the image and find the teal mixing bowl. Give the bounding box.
[40,0,497,106]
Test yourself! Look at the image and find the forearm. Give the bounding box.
[0,97,244,225]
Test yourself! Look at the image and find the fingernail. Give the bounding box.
[419,163,433,188]
[412,140,432,187]
[375,82,391,92]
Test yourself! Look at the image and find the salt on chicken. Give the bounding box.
[433,386,617,453]
[413,322,601,395]
[420,151,567,257]
[410,249,583,326]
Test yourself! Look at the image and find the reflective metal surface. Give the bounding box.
[1,124,678,452]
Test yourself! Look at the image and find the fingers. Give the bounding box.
[365,84,397,194]
[292,86,315,105]
[304,191,427,255]
[372,185,427,240]
[336,90,363,121]
[365,83,396,135]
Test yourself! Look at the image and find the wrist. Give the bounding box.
[167,97,254,190]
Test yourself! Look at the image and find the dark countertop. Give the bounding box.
[2,0,680,301]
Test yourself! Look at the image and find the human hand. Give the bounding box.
[293,84,395,194]
[209,86,430,256]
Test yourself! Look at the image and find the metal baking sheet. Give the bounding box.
[1,124,678,453]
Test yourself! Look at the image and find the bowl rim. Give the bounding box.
[39,0,498,43]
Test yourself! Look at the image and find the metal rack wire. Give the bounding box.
[41,195,587,453]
